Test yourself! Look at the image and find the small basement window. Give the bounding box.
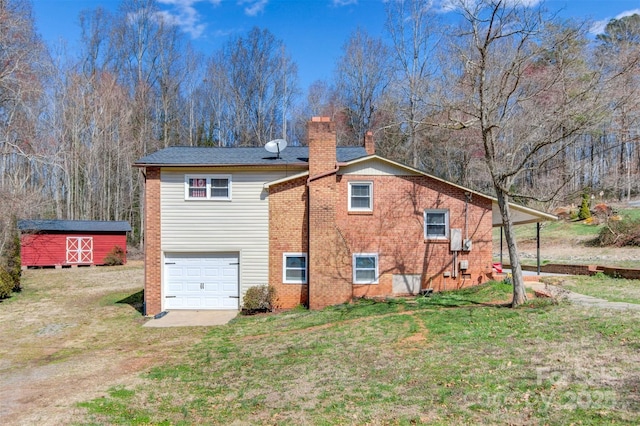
[283,253,308,284]
[353,253,378,284]
[348,181,373,212]
[185,175,232,200]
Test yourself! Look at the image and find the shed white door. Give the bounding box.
[164,253,239,310]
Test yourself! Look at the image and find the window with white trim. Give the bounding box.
[185,175,231,200]
[348,181,373,211]
[424,209,449,239]
[283,253,308,284]
[352,253,378,284]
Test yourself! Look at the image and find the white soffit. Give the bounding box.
[492,202,557,227]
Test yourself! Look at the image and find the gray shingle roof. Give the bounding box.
[18,220,132,233]
[134,146,368,166]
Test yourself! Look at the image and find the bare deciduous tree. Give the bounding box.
[385,0,439,167]
[334,28,392,146]
[442,0,609,306]
[0,0,52,259]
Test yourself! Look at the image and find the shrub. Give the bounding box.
[0,267,13,299]
[241,285,276,314]
[0,217,21,294]
[578,192,591,220]
[103,246,126,266]
[7,225,21,292]
[594,218,640,247]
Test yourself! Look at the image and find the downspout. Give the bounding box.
[306,185,311,308]
[141,169,147,317]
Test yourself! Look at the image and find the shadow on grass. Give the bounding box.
[417,294,510,308]
[117,290,144,315]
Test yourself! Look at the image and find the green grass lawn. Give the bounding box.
[493,217,601,243]
[493,208,640,243]
[559,274,640,305]
[78,281,640,425]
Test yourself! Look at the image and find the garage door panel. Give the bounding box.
[203,282,219,291]
[185,282,202,292]
[222,265,236,275]
[222,282,236,292]
[186,267,202,277]
[164,253,239,310]
[167,268,183,278]
[203,268,219,278]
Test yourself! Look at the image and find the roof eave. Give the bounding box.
[133,161,309,168]
[342,155,557,226]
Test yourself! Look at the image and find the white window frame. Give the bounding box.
[184,174,232,201]
[424,209,449,240]
[348,181,373,212]
[283,253,308,284]
[352,253,379,284]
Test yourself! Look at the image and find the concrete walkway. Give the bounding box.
[526,282,640,311]
[143,310,239,327]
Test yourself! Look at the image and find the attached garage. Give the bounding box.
[163,252,239,310]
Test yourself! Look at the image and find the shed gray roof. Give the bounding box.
[134,146,368,167]
[18,220,132,233]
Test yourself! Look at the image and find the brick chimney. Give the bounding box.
[308,117,336,177]
[306,117,351,309]
[364,131,375,155]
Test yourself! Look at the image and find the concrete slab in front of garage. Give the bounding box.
[143,310,239,327]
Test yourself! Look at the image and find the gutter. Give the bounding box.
[306,164,341,184]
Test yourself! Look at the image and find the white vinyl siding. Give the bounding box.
[338,158,421,176]
[161,169,291,308]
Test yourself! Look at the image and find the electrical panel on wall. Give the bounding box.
[450,229,462,251]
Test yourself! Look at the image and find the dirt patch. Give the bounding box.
[0,262,209,425]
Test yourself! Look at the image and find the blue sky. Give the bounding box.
[32,0,640,90]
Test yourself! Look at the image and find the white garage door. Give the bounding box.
[164,253,239,310]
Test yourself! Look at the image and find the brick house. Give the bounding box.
[135,117,553,315]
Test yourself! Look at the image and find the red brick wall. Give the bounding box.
[268,176,309,309]
[269,170,494,310]
[335,175,493,299]
[144,167,162,316]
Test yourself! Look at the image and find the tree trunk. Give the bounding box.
[495,188,527,307]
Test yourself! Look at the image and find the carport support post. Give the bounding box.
[536,222,541,275]
[500,227,503,267]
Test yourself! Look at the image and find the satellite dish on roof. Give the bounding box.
[265,138,287,158]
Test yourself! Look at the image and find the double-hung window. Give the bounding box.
[185,175,231,200]
[283,253,307,284]
[352,253,378,284]
[424,209,449,239]
[348,181,373,212]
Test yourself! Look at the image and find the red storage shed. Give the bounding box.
[18,220,131,268]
